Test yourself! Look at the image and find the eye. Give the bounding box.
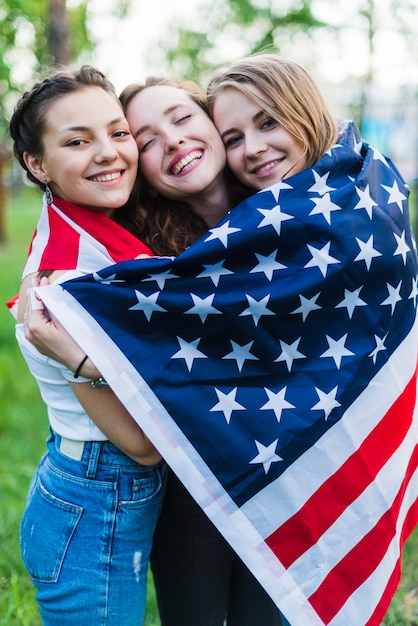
[65,138,87,147]
[174,113,192,125]
[138,136,156,152]
[224,134,242,149]
[260,116,278,130]
[112,129,131,139]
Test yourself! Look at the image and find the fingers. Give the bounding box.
[29,287,44,311]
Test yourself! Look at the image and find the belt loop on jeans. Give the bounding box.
[86,441,102,478]
[59,436,85,461]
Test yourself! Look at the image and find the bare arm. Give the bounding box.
[68,381,161,466]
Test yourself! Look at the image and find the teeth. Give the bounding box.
[256,161,279,174]
[91,172,121,182]
[171,151,202,175]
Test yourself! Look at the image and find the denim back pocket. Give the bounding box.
[20,476,83,582]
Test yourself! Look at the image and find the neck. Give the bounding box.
[185,173,232,228]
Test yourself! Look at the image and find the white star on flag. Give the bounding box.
[381,282,402,314]
[184,294,222,323]
[309,193,342,224]
[393,231,411,264]
[205,221,241,247]
[372,146,389,164]
[320,334,354,369]
[93,272,119,283]
[409,278,418,306]
[257,205,294,235]
[353,136,363,155]
[291,292,322,321]
[275,338,306,371]
[261,387,295,423]
[311,386,341,420]
[249,439,283,474]
[304,242,340,277]
[250,251,286,280]
[354,184,378,219]
[196,261,233,286]
[264,180,293,202]
[382,180,407,211]
[354,235,382,270]
[210,388,245,423]
[239,294,275,326]
[335,287,367,319]
[129,290,167,320]
[172,337,207,371]
[307,171,336,195]
[223,340,259,371]
[369,334,388,364]
[143,270,179,289]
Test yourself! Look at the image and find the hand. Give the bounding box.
[24,277,82,365]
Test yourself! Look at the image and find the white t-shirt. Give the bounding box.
[15,270,107,441]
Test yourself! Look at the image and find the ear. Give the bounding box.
[23,152,48,184]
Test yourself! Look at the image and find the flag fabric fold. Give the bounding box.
[38,121,418,625]
[6,195,152,316]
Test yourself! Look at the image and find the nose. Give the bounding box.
[94,136,119,162]
[163,128,184,153]
[245,132,268,159]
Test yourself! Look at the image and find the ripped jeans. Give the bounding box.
[20,431,166,626]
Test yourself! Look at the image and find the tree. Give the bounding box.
[152,0,328,85]
[0,0,131,242]
[0,0,92,241]
[47,0,70,66]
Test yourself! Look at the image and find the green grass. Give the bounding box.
[0,184,417,625]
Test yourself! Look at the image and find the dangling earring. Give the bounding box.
[43,177,53,206]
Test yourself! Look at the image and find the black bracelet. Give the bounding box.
[74,355,88,378]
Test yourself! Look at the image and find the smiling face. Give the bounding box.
[212,84,308,191]
[24,86,138,215]
[125,84,227,208]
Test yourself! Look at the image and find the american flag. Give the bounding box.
[39,121,418,625]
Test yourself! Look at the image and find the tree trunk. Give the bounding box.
[48,0,69,65]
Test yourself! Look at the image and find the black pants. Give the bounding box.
[150,470,283,626]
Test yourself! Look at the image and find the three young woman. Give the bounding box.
[18,53,414,625]
[19,55,344,626]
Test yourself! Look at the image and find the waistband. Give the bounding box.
[51,432,137,466]
[58,435,89,461]
[50,432,164,479]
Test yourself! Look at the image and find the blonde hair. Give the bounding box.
[207,54,338,169]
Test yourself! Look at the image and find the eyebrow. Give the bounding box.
[132,104,186,140]
[220,109,266,141]
[61,117,127,134]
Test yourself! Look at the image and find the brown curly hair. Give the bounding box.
[117,77,246,256]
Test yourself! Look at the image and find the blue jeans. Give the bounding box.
[151,470,285,626]
[20,432,166,626]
